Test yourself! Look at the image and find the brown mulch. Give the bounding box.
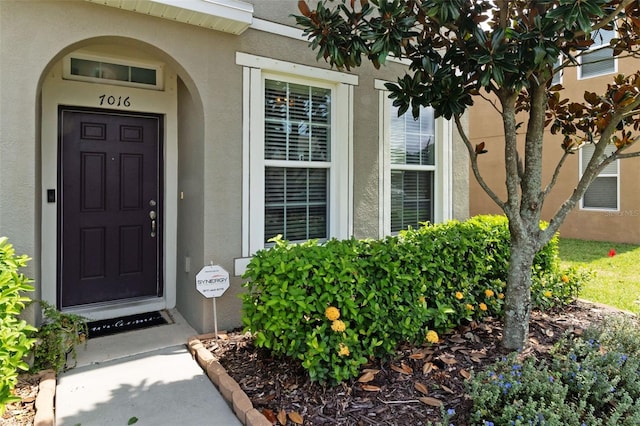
[1,374,40,426]
[201,300,624,426]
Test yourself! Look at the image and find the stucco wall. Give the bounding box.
[468,54,640,244]
[1,0,470,332]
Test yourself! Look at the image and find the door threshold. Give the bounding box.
[62,298,166,321]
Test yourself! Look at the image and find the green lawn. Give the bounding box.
[559,238,640,313]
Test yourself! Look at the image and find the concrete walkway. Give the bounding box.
[55,311,241,426]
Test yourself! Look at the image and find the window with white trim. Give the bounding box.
[264,79,331,242]
[377,81,452,235]
[579,28,616,79]
[580,144,619,210]
[389,105,435,231]
[237,53,354,255]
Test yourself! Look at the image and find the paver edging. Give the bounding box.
[189,334,264,426]
[33,369,56,426]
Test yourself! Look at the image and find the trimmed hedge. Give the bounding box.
[241,215,582,383]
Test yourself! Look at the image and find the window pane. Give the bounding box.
[264,167,328,242]
[265,79,330,162]
[390,105,435,166]
[584,176,617,209]
[71,58,101,78]
[130,67,156,85]
[390,170,433,232]
[99,63,129,81]
[265,80,287,120]
[581,48,615,77]
[581,29,615,78]
[581,144,618,175]
[552,56,563,85]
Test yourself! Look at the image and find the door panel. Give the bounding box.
[59,108,163,308]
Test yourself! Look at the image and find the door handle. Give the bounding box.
[149,210,157,237]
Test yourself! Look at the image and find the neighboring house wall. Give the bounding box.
[0,0,469,333]
[469,40,640,244]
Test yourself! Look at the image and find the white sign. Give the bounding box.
[196,265,230,298]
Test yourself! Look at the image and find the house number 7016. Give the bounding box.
[98,95,131,108]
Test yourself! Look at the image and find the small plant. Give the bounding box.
[531,265,591,311]
[468,315,640,425]
[31,300,88,373]
[0,237,36,414]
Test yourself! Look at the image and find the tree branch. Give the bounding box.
[615,150,640,160]
[478,92,503,115]
[521,83,547,217]
[542,93,640,242]
[541,150,570,199]
[453,115,506,210]
[591,0,634,33]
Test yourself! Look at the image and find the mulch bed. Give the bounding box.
[201,300,624,426]
[1,374,40,426]
[1,300,625,425]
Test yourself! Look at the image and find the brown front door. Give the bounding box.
[59,107,163,308]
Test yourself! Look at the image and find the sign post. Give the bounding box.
[196,264,230,338]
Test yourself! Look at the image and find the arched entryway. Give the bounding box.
[39,37,203,321]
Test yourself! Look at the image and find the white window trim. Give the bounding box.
[552,56,563,85]
[578,30,618,80]
[238,52,355,256]
[375,80,452,236]
[579,145,620,211]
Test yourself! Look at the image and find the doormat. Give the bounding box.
[87,311,170,339]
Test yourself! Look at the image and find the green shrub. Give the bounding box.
[468,315,640,425]
[0,237,36,414]
[242,215,583,383]
[32,300,87,373]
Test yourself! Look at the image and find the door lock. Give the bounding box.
[149,210,157,237]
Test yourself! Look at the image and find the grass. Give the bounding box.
[559,238,640,313]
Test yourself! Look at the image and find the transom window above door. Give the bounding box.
[63,52,165,90]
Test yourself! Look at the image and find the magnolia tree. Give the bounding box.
[294,0,640,349]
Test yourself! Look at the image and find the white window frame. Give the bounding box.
[579,144,620,211]
[578,29,617,80]
[237,53,355,256]
[63,51,165,90]
[375,80,452,236]
[552,56,563,85]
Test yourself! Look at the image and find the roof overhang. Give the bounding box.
[85,0,254,35]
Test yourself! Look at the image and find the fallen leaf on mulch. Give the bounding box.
[419,396,443,407]
[288,411,304,424]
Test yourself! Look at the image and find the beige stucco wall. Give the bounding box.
[469,55,640,244]
[1,0,470,332]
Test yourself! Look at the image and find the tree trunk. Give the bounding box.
[501,238,536,350]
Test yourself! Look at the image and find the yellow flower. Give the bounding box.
[425,330,439,344]
[479,303,488,311]
[561,275,570,283]
[325,306,340,321]
[544,290,553,298]
[498,293,505,299]
[466,304,474,311]
[485,289,494,298]
[455,292,464,300]
[419,296,426,304]
[338,343,350,357]
[331,319,346,332]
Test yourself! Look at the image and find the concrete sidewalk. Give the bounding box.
[55,311,241,426]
